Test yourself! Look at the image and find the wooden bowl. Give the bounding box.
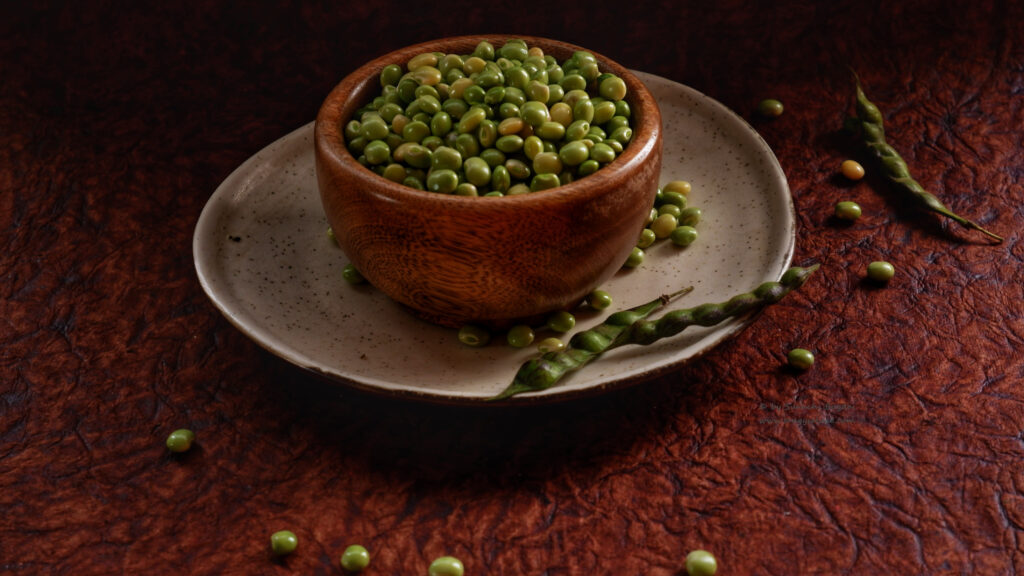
[315,35,662,328]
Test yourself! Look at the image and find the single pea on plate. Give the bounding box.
[506,325,535,348]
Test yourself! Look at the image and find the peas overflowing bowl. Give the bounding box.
[315,35,662,327]
[343,38,636,196]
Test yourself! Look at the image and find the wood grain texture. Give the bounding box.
[3,0,1024,574]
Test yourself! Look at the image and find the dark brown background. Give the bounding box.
[3,1,1024,574]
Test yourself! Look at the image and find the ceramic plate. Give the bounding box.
[193,71,795,404]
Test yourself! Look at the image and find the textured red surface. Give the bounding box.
[3,1,1024,574]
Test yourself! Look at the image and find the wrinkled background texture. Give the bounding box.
[3,0,1024,574]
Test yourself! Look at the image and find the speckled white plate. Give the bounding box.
[193,71,795,404]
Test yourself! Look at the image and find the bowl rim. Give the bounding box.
[314,34,662,208]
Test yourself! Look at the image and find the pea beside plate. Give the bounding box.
[192,71,795,404]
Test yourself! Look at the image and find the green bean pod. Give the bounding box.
[490,265,819,400]
[608,264,819,349]
[488,286,694,400]
[850,75,1002,242]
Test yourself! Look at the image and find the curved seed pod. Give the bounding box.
[608,264,820,351]
[854,79,884,126]
[490,286,694,401]
[491,266,819,400]
[851,74,1003,243]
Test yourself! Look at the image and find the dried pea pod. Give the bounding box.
[490,265,819,400]
[489,286,694,401]
[849,75,1003,243]
[608,264,819,349]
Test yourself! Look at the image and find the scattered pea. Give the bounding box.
[834,201,862,221]
[637,227,656,249]
[663,180,691,196]
[660,190,687,208]
[546,310,576,333]
[840,159,865,180]
[679,206,702,227]
[650,213,678,239]
[866,260,895,283]
[757,98,784,117]
[588,289,613,310]
[458,325,491,347]
[623,246,645,268]
[657,203,683,219]
[507,325,535,348]
[165,429,195,453]
[670,225,698,247]
[340,545,370,572]
[343,263,366,284]
[270,531,298,556]
[685,549,718,576]
[429,556,465,576]
[787,348,815,370]
[646,207,659,224]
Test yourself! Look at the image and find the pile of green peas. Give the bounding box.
[344,38,634,195]
[625,180,702,268]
